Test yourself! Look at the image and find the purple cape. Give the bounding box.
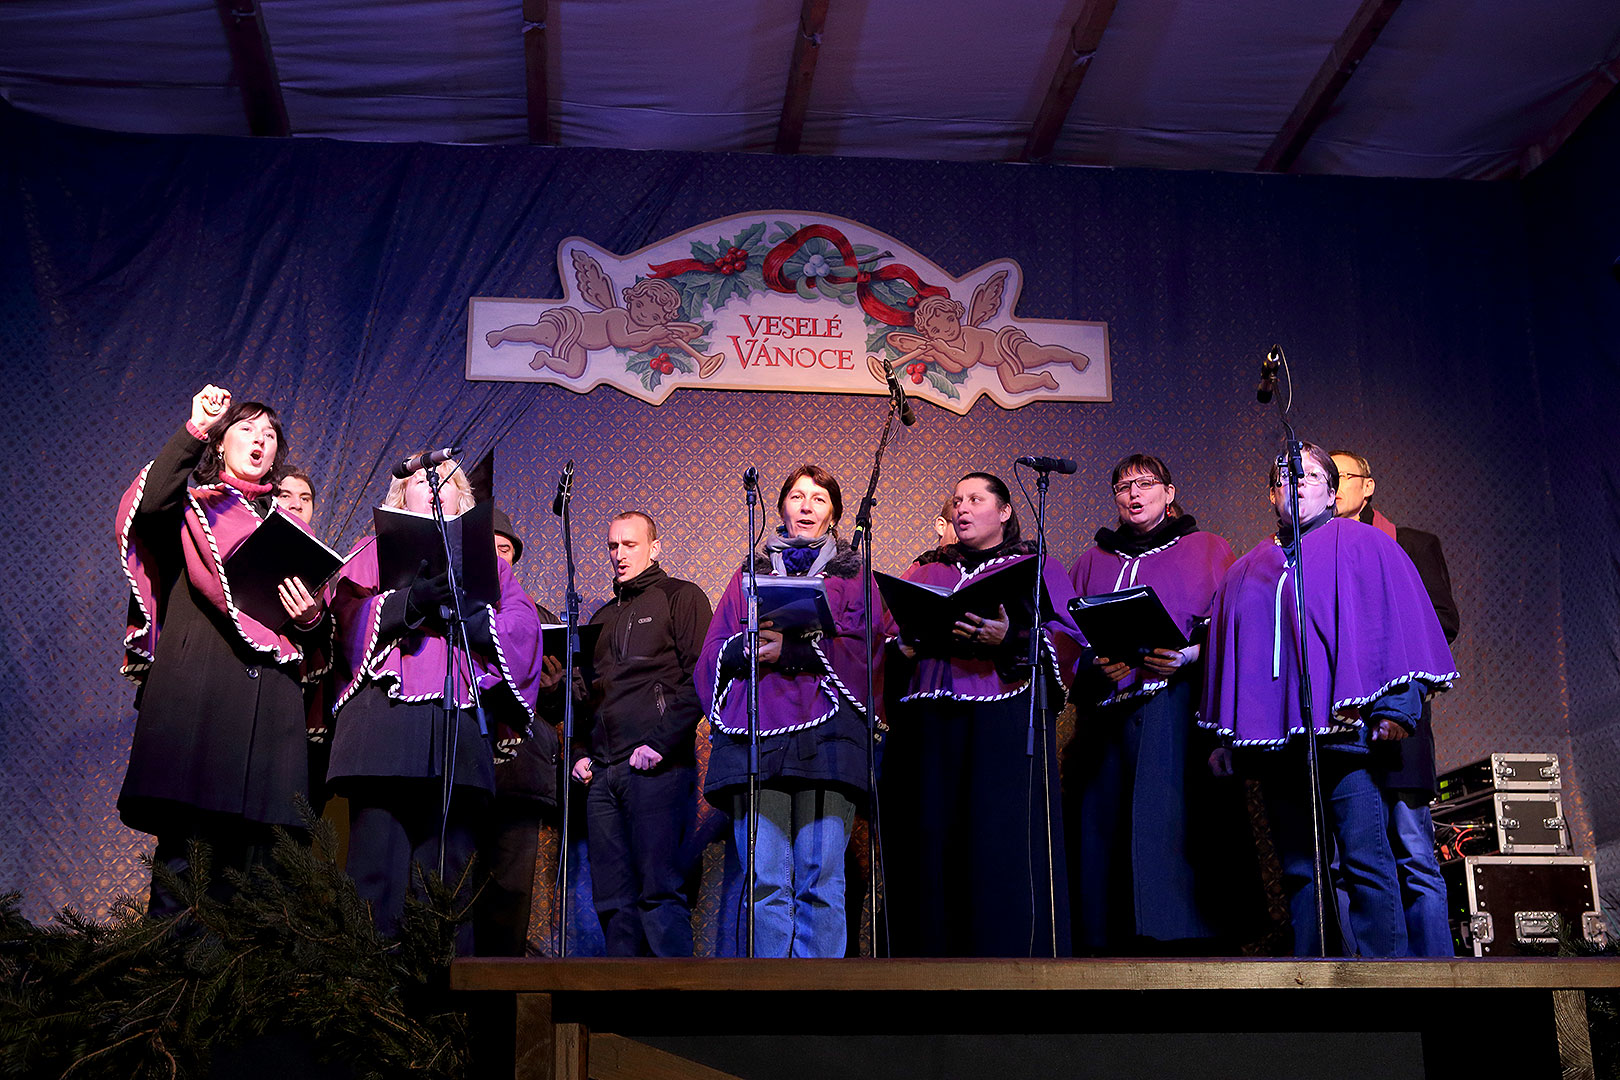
[330,536,544,748]
[118,462,314,677]
[699,566,877,736]
[1199,518,1457,746]
[888,552,1082,702]
[1069,529,1235,706]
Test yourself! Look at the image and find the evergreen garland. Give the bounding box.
[0,804,474,1079]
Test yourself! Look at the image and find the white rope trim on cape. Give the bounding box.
[302,616,337,684]
[898,628,1067,704]
[707,630,840,737]
[485,598,537,732]
[1096,676,1171,709]
[1110,535,1182,592]
[1194,668,1458,745]
[187,484,301,665]
[332,588,392,715]
[118,461,156,681]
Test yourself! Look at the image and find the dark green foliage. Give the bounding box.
[1560,922,1620,1080]
[0,803,474,1079]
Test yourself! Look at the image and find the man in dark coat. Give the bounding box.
[571,511,712,956]
[1332,450,1461,957]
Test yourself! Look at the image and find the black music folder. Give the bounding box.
[1068,586,1188,660]
[539,622,603,662]
[222,508,347,631]
[755,575,837,637]
[374,501,499,606]
[876,556,1054,652]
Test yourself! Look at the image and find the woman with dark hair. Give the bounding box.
[116,385,327,915]
[1065,453,1255,954]
[699,464,877,956]
[326,458,548,949]
[879,471,1082,957]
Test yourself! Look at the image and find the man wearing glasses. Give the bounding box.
[1199,443,1458,956]
[1331,450,1460,957]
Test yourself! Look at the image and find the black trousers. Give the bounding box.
[585,758,695,957]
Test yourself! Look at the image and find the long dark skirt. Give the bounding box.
[880,692,1069,957]
[1065,679,1258,953]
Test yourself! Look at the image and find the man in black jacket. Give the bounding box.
[572,511,712,956]
[1333,450,1462,956]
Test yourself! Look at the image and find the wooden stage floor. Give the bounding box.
[452,956,1620,1080]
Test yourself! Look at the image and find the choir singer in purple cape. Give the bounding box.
[700,465,878,957]
[1065,454,1258,954]
[327,459,549,950]
[879,471,1083,957]
[116,385,328,916]
[1198,444,1457,957]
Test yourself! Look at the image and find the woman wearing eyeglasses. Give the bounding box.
[1198,443,1457,957]
[1065,454,1255,954]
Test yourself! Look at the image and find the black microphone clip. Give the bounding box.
[1257,346,1283,404]
[550,459,574,517]
[880,355,917,427]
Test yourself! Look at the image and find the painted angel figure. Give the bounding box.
[885,271,1091,394]
[485,250,712,378]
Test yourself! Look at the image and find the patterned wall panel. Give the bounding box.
[0,102,1592,933]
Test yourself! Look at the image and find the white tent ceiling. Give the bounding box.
[3,0,1619,179]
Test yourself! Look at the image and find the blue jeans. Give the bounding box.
[1259,749,1407,957]
[734,787,855,957]
[1385,792,1453,956]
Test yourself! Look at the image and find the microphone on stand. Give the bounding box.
[392,444,460,479]
[550,459,574,516]
[880,356,917,427]
[1257,346,1283,404]
[742,466,759,491]
[1015,455,1077,474]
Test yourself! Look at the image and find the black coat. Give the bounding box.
[118,425,315,836]
[1362,510,1461,795]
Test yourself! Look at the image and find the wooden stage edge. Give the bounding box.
[453,957,1620,1080]
[453,954,1620,994]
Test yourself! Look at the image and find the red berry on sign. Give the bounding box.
[910,373,924,384]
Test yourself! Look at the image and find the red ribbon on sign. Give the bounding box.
[762,224,949,326]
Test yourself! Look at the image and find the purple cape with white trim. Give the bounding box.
[118,465,311,676]
[698,564,877,736]
[330,537,544,746]
[1069,530,1235,706]
[888,552,1082,702]
[1198,517,1458,747]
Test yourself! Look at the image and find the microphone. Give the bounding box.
[392,444,460,479]
[742,466,759,491]
[550,459,574,516]
[1257,346,1282,404]
[1015,455,1077,474]
[880,356,917,427]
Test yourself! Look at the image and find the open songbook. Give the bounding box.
[1067,585,1189,661]
[374,501,499,607]
[222,508,349,631]
[876,556,1055,652]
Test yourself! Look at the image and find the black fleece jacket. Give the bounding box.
[577,563,712,768]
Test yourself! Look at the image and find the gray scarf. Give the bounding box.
[762,526,838,577]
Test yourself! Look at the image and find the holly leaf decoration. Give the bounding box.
[733,222,766,250]
[924,368,962,400]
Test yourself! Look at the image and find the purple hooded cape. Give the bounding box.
[1069,530,1235,706]
[699,565,877,736]
[118,456,315,677]
[888,551,1082,702]
[330,536,544,751]
[1199,518,1458,746]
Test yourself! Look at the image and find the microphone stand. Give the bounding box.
[850,391,903,958]
[1269,371,1329,958]
[553,470,581,957]
[742,469,761,958]
[426,466,486,881]
[1019,461,1059,958]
